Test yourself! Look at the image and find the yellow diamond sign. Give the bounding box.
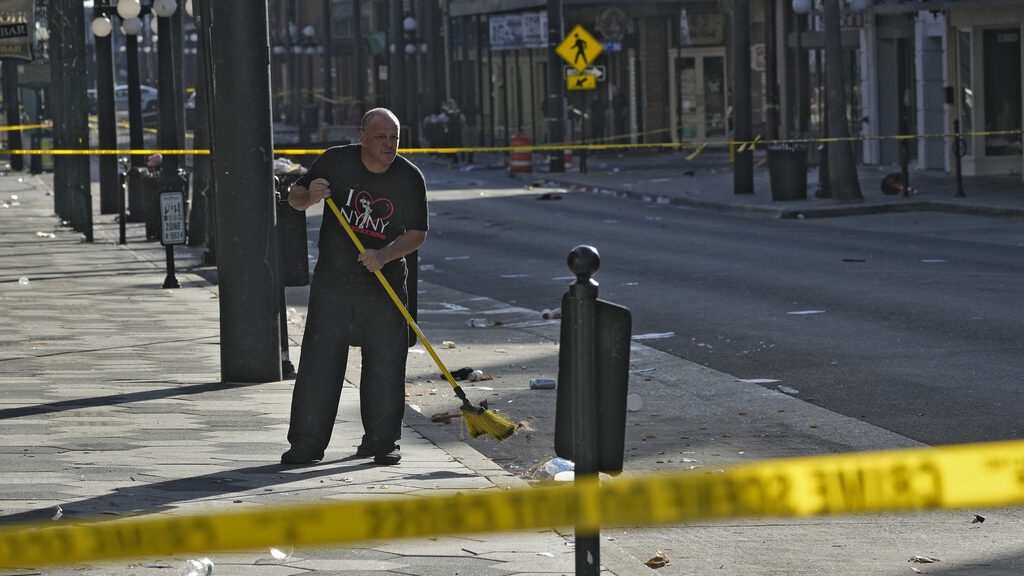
[556,25,603,73]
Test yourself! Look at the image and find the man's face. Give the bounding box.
[360,113,400,168]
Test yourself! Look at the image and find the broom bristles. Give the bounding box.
[463,409,516,441]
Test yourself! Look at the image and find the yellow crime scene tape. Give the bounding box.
[2,439,1024,568]
[0,128,1018,158]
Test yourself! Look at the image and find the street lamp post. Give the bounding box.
[91,8,119,216]
[403,15,419,147]
[29,23,50,176]
[321,0,333,124]
[116,0,149,222]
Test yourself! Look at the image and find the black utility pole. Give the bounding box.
[732,0,753,195]
[352,0,363,106]
[764,0,778,140]
[93,5,119,215]
[211,0,282,382]
[389,0,406,139]
[125,29,147,222]
[49,0,92,240]
[189,0,216,265]
[2,61,23,172]
[322,0,333,124]
[546,0,565,172]
[823,0,862,201]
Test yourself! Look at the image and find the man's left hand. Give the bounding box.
[358,250,385,273]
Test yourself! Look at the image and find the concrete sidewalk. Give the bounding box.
[0,173,642,576]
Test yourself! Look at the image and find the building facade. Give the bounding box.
[271,0,1024,178]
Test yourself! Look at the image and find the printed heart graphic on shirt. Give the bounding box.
[352,190,394,227]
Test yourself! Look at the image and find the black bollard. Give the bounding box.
[566,245,601,576]
[118,159,128,246]
[954,119,966,198]
[555,246,632,576]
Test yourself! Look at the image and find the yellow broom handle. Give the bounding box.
[324,197,463,393]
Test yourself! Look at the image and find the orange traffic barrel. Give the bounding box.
[509,133,532,175]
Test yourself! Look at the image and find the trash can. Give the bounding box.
[275,173,309,287]
[126,166,147,223]
[767,144,808,201]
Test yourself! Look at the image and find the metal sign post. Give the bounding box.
[159,189,186,289]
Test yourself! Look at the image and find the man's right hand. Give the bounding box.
[289,178,331,210]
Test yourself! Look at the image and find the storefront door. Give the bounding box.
[668,47,728,143]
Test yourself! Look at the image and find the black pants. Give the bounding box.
[286,270,408,457]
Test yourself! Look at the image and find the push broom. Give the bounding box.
[325,197,516,441]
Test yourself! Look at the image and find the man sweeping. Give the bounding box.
[281,107,428,466]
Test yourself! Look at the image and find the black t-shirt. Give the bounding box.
[295,144,428,289]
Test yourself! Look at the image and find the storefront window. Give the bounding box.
[983,28,1022,156]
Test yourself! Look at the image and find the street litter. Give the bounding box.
[441,340,456,348]
[778,385,800,395]
[17,277,29,286]
[787,310,826,315]
[179,557,214,576]
[541,308,561,319]
[909,556,941,563]
[633,332,675,340]
[530,457,574,481]
[467,318,501,327]
[269,547,293,560]
[450,367,475,380]
[51,505,62,520]
[273,157,303,174]
[470,369,493,381]
[626,393,643,412]
[530,378,556,389]
[644,551,670,568]
[972,514,986,523]
[738,378,779,384]
[35,231,55,239]
[431,412,461,423]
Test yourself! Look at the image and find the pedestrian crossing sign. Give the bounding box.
[557,25,603,73]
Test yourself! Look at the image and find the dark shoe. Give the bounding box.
[373,445,401,466]
[281,448,323,465]
[355,444,373,458]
